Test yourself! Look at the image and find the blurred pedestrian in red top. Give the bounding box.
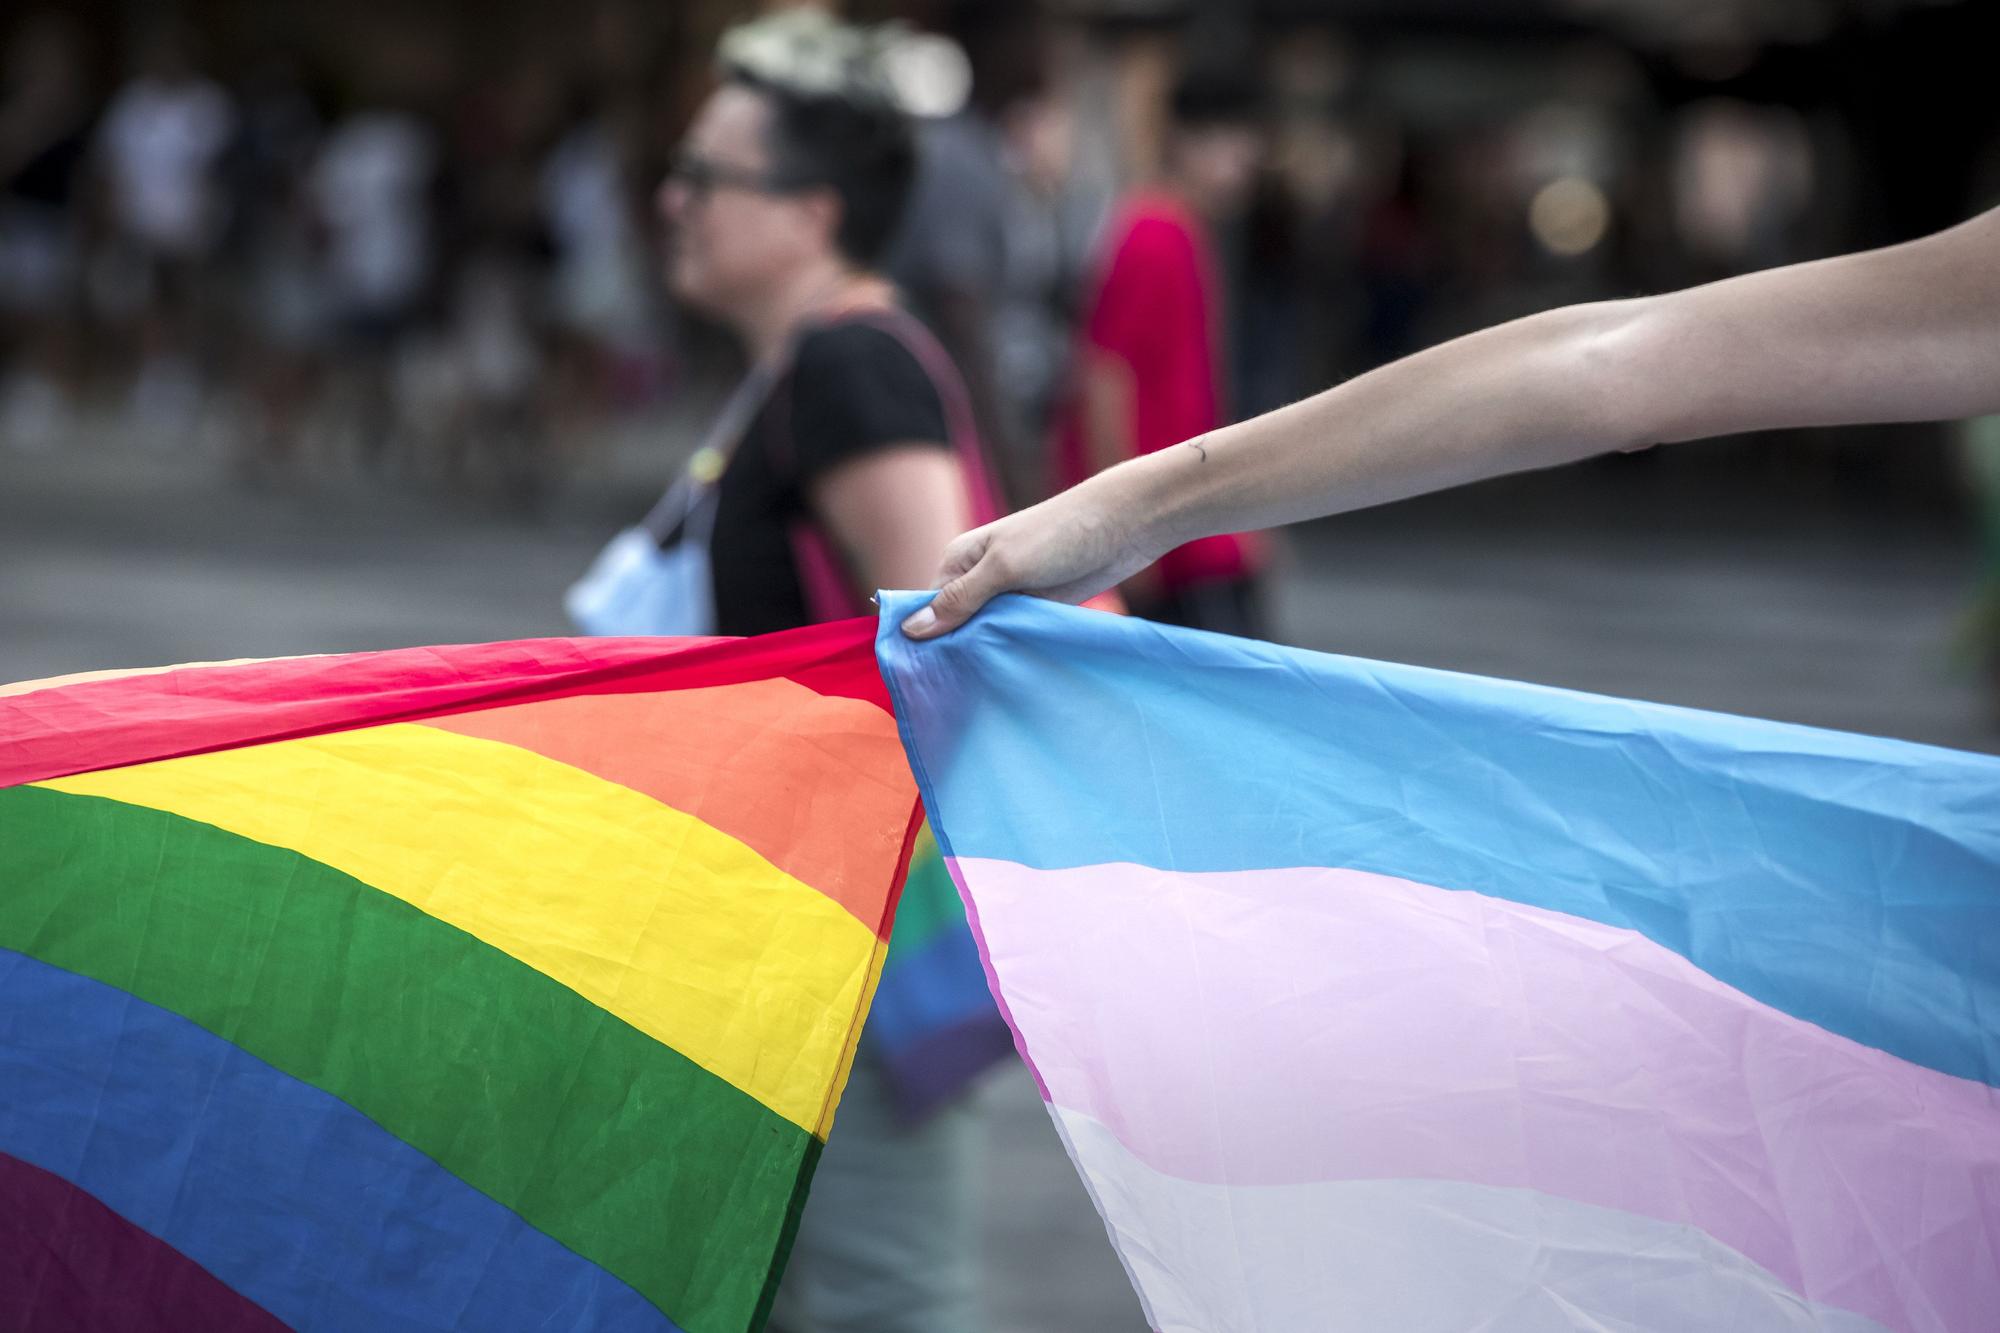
[1054,69,1268,635]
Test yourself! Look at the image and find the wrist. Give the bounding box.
[1080,454,1173,567]
[1121,436,1223,555]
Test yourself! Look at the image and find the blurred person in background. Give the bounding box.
[540,90,657,421]
[1355,148,1435,369]
[1051,65,1269,635]
[228,58,326,482]
[432,232,548,508]
[652,12,998,1330]
[310,90,438,472]
[90,28,235,442]
[1235,159,1309,420]
[0,13,92,452]
[435,60,557,497]
[987,74,1087,505]
[883,1,1049,510]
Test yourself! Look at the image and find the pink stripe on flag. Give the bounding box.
[952,856,2000,1333]
[941,855,1049,1103]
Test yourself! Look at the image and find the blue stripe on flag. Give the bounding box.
[0,947,679,1333]
[877,592,2000,1089]
[862,922,1013,1121]
[865,920,1002,1059]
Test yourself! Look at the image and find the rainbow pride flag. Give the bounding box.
[877,592,2000,1333]
[0,622,921,1333]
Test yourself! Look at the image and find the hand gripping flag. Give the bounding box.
[0,623,921,1333]
[876,592,2000,1333]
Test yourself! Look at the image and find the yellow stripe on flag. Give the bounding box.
[44,722,885,1135]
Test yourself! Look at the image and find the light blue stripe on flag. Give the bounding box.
[877,591,2000,1088]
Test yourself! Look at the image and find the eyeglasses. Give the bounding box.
[666,152,806,200]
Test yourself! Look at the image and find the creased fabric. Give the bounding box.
[877,591,2000,1333]
[1,620,921,1333]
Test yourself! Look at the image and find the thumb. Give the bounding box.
[901,550,1008,639]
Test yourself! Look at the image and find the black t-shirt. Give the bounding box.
[710,317,952,637]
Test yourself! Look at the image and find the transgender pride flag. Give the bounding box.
[877,592,2000,1333]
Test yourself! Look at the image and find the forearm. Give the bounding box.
[1105,207,2000,557]
[1142,301,1629,546]
[903,207,2000,638]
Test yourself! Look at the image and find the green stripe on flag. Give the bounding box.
[1,784,818,1333]
[884,830,966,963]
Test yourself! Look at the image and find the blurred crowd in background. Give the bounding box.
[1,0,1996,512]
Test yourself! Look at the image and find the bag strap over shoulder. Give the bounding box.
[639,353,788,542]
[820,306,1004,526]
[775,306,1008,624]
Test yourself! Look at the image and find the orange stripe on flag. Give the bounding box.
[421,678,914,935]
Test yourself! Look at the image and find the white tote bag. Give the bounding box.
[564,362,779,638]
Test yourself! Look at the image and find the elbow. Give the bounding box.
[1556,296,1682,454]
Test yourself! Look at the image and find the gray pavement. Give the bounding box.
[2,432,1991,1333]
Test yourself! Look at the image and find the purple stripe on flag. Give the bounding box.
[954,855,2000,1333]
[875,1013,1021,1125]
[0,1151,287,1333]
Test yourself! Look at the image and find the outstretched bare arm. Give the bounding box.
[904,206,2000,638]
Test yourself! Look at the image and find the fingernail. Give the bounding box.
[902,607,937,637]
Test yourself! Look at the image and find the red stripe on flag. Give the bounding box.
[0,618,889,788]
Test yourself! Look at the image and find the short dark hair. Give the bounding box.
[726,68,917,267]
